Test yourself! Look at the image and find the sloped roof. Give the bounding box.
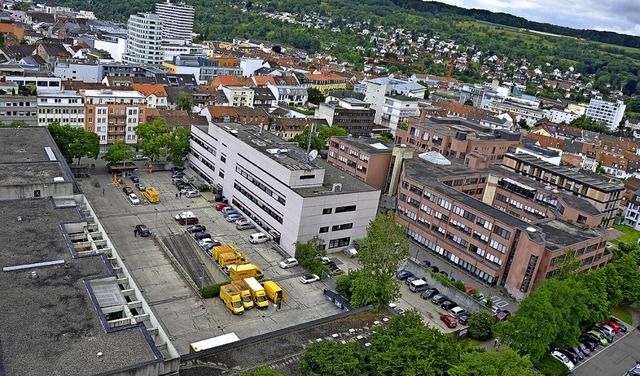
[131,83,167,98]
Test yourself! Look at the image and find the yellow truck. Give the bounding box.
[213,244,236,261]
[218,251,248,268]
[229,264,264,281]
[230,280,254,310]
[143,187,160,203]
[244,277,269,309]
[219,284,244,315]
[262,280,286,304]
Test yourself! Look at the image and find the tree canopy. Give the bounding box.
[290,124,348,150]
[48,123,100,165]
[300,341,365,376]
[307,88,326,105]
[135,118,191,166]
[102,142,135,165]
[176,92,194,113]
[448,348,536,376]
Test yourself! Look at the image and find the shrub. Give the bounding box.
[200,282,230,298]
[335,272,357,300]
[197,184,210,192]
[468,311,495,340]
[485,297,494,308]
[452,280,466,292]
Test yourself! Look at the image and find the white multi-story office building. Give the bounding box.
[155,0,194,43]
[37,91,85,127]
[123,13,163,66]
[585,97,626,130]
[363,77,422,133]
[189,122,381,256]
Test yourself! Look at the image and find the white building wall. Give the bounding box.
[94,38,126,62]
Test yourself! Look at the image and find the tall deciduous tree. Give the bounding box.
[48,123,99,164]
[102,142,135,165]
[300,341,365,376]
[350,211,408,307]
[448,348,537,376]
[176,92,194,112]
[167,126,191,166]
[467,311,494,341]
[307,87,326,105]
[290,124,348,150]
[135,118,171,161]
[294,236,328,276]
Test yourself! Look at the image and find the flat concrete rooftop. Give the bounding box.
[0,198,160,375]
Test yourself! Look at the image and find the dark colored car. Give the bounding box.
[396,270,414,281]
[555,348,579,365]
[422,259,431,267]
[458,314,470,325]
[609,317,628,332]
[496,309,511,321]
[135,224,150,237]
[580,333,603,347]
[440,314,457,328]
[441,300,457,310]
[431,294,448,304]
[194,232,212,240]
[577,343,591,357]
[578,335,598,350]
[186,224,207,233]
[592,324,614,341]
[130,175,139,183]
[420,288,439,300]
[430,265,440,273]
[170,166,185,173]
[123,186,134,195]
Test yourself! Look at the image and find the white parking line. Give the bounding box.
[574,328,633,370]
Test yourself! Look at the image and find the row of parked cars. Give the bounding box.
[215,202,271,244]
[172,170,201,198]
[185,224,222,254]
[550,317,628,371]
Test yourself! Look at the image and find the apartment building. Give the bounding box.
[585,97,625,130]
[123,13,163,66]
[155,0,194,43]
[364,77,425,133]
[188,122,380,256]
[623,191,640,230]
[221,86,255,108]
[79,89,147,147]
[302,73,347,94]
[395,116,522,167]
[397,155,611,299]
[327,136,394,190]
[501,153,624,227]
[491,96,544,127]
[316,97,375,137]
[37,91,85,127]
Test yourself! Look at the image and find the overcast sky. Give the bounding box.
[428,0,640,36]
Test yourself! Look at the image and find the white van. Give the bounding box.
[343,247,358,258]
[408,279,428,292]
[249,232,269,244]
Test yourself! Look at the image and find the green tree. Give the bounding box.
[240,366,284,376]
[467,311,494,341]
[463,99,474,106]
[367,311,458,376]
[307,87,326,105]
[11,1,30,11]
[102,142,135,165]
[48,123,99,165]
[603,250,640,306]
[290,124,348,151]
[417,81,431,99]
[135,118,171,161]
[167,126,191,166]
[294,236,328,276]
[449,348,536,376]
[176,92,194,112]
[378,132,394,142]
[349,212,409,308]
[335,271,358,300]
[300,341,365,376]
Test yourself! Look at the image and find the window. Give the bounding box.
[329,237,351,249]
[492,225,511,240]
[496,193,508,203]
[220,153,226,163]
[332,223,353,231]
[335,205,356,213]
[300,175,315,180]
[218,169,225,178]
[490,239,507,253]
[437,198,452,210]
[322,208,332,215]
[319,226,329,233]
[424,191,436,202]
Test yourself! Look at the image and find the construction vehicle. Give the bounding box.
[143,187,160,203]
[245,277,269,309]
[219,284,244,315]
[218,251,248,268]
[189,332,240,353]
[229,264,264,281]
[212,244,236,261]
[231,280,254,310]
[262,280,286,305]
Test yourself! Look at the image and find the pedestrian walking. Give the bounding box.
[134,228,138,237]
[179,191,182,198]
[175,193,179,199]
[494,338,499,348]
[102,188,105,196]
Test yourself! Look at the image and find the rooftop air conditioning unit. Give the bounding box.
[332,183,342,192]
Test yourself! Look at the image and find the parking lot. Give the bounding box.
[574,325,639,376]
[80,162,350,354]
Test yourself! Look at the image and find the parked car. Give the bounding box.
[578,335,599,349]
[396,270,414,281]
[626,365,640,376]
[279,258,299,269]
[179,185,196,194]
[328,262,344,276]
[592,324,614,341]
[609,317,628,332]
[496,309,511,321]
[248,232,269,244]
[130,175,139,183]
[441,300,458,310]
[440,314,457,328]
[186,224,207,233]
[170,166,185,173]
[135,182,146,192]
[123,186,134,195]
[550,350,575,371]
[458,314,470,325]
[556,348,579,364]
[128,193,140,205]
[222,209,238,218]
[604,320,622,333]
[184,190,201,198]
[420,288,439,300]
[404,276,418,285]
[431,294,448,304]
[587,330,609,345]
[225,214,242,222]
[422,259,431,267]
[199,238,220,248]
[430,265,440,273]
[570,346,584,360]
[300,274,320,284]
[215,203,229,211]
[194,232,212,241]
[236,221,255,230]
[135,224,150,237]
[317,256,331,265]
[577,343,591,357]
[449,306,467,318]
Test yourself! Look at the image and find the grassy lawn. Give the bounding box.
[533,354,570,376]
[612,224,640,244]
[612,306,634,326]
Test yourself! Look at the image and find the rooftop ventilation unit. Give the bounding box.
[332,183,342,192]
